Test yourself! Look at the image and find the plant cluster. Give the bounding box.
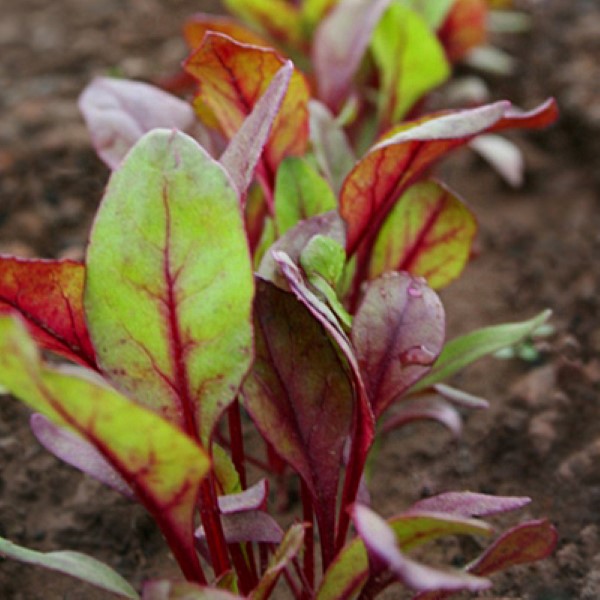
[0,0,558,598]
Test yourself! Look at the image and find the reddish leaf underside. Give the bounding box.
[340,99,558,271]
[242,279,354,565]
[368,180,477,289]
[0,256,96,368]
[352,273,445,418]
[184,33,309,185]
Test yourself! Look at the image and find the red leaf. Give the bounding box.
[469,519,558,576]
[184,33,309,188]
[242,279,354,565]
[352,273,445,417]
[438,0,487,63]
[0,256,96,368]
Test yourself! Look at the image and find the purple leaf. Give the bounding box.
[30,413,134,498]
[313,0,392,111]
[408,492,531,518]
[220,62,293,200]
[352,504,490,593]
[79,77,208,169]
[195,510,283,548]
[272,251,376,549]
[352,273,445,417]
[217,479,268,514]
[242,280,354,566]
[382,397,462,437]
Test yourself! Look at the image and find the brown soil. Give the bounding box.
[0,0,598,598]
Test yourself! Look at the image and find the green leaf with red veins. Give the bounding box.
[250,523,307,600]
[184,13,271,50]
[274,156,337,235]
[368,180,477,289]
[242,280,353,566]
[222,0,302,46]
[371,3,450,124]
[0,256,96,369]
[313,0,392,112]
[341,98,558,261]
[143,580,243,600]
[184,33,309,187]
[316,510,493,600]
[351,272,445,418]
[0,315,210,583]
[438,0,487,63]
[85,129,254,446]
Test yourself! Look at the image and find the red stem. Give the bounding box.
[227,399,247,489]
[229,543,258,594]
[199,475,231,577]
[300,481,315,597]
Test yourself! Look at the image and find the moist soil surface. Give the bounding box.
[0,1,599,598]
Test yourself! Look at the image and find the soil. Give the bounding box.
[0,0,598,598]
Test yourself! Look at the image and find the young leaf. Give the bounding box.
[85,129,254,446]
[184,13,271,49]
[368,180,477,289]
[412,309,551,391]
[0,315,210,582]
[242,280,354,565]
[308,100,356,194]
[218,479,269,514]
[220,62,293,200]
[185,33,309,182]
[313,0,392,111]
[371,3,450,124]
[351,273,445,417]
[408,492,531,518]
[274,157,337,235]
[0,257,96,369]
[352,504,490,593]
[250,524,306,600]
[0,536,139,599]
[341,99,558,259]
[317,511,493,599]
[196,511,283,547]
[30,413,134,498]
[143,580,242,600]
[258,211,346,286]
[222,0,302,46]
[78,77,205,169]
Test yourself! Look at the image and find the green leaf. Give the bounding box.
[0,315,209,582]
[0,536,139,599]
[274,157,337,235]
[413,310,552,391]
[400,0,456,29]
[212,444,242,495]
[85,129,254,446]
[371,3,450,124]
